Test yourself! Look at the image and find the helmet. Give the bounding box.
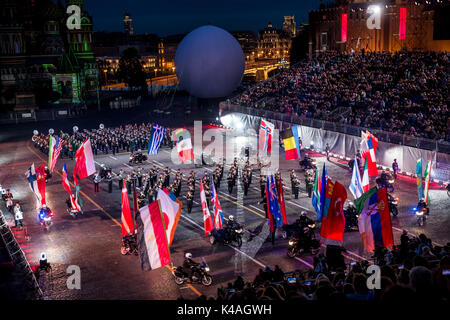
[402,229,408,235]
[185,253,192,259]
[40,252,47,260]
[229,215,234,221]
[301,211,307,216]
[42,204,47,209]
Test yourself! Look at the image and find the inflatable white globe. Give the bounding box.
[175,25,245,99]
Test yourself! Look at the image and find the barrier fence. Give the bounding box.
[219,103,450,183]
[0,210,43,299]
[220,103,450,155]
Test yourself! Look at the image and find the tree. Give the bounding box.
[117,48,147,93]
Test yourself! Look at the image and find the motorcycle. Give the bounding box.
[282,219,316,239]
[414,201,429,227]
[286,228,320,257]
[173,262,213,286]
[67,208,81,219]
[210,226,243,247]
[39,210,54,231]
[299,157,317,171]
[376,174,395,193]
[129,152,148,164]
[388,194,399,217]
[120,235,138,255]
[344,205,359,231]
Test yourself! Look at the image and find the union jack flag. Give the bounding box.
[211,181,223,229]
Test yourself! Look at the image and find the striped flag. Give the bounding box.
[157,188,182,246]
[349,157,363,199]
[200,179,214,236]
[423,156,432,205]
[147,124,165,155]
[136,201,171,271]
[25,163,43,207]
[312,168,321,219]
[174,128,194,163]
[211,181,223,230]
[62,163,80,211]
[362,158,369,192]
[48,136,63,172]
[416,158,424,201]
[281,126,301,160]
[121,179,134,237]
[258,119,274,155]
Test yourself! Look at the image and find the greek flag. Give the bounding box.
[147,124,165,155]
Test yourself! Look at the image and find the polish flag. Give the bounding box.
[121,179,134,237]
[200,179,213,236]
[75,139,96,179]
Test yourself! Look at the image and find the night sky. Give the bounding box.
[82,0,321,36]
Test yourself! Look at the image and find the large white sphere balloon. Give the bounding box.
[175,25,245,99]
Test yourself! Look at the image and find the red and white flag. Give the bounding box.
[277,178,288,225]
[200,179,213,236]
[35,163,46,206]
[361,130,378,176]
[121,179,134,237]
[62,163,80,211]
[258,119,274,155]
[157,188,182,246]
[211,182,223,230]
[137,201,171,271]
[75,139,96,180]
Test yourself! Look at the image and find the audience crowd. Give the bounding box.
[193,232,449,302]
[232,51,449,141]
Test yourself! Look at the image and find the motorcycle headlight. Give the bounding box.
[289,240,295,246]
[44,217,51,221]
[389,179,394,184]
[205,267,210,272]
[392,201,398,205]
[416,211,424,216]
[308,224,315,229]
[235,228,243,234]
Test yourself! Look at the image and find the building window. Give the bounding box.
[321,32,327,47]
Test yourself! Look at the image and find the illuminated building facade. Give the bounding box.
[123,13,134,36]
[0,0,98,111]
[308,0,450,56]
[257,22,292,61]
[282,16,297,38]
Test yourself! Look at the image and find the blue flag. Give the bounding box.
[266,175,283,228]
[318,162,328,222]
[147,124,165,155]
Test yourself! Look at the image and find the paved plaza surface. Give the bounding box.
[0,106,448,300]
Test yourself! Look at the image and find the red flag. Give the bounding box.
[35,164,46,206]
[265,185,275,233]
[320,181,347,242]
[200,180,213,236]
[73,161,79,186]
[75,139,96,179]
[377,187,394,248]
[278,178,288,225]
[121,179,134,237]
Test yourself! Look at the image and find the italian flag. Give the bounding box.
[74,139,96,179]
[362,158,369,192]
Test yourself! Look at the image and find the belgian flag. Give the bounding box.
[282,126,300,160]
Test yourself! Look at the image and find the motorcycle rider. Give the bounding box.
[392,159,399,179]
[38,204,52,223]
[224,215,240,242]
[183,253,200,281]
[417,198,429,216]
[296,211,313,230]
